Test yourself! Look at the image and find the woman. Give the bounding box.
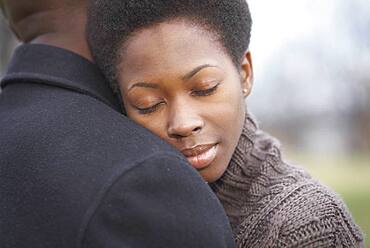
[87,0,364,247]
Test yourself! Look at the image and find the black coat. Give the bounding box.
[0,44,235,248]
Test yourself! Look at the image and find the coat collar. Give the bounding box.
[1,44,120,111]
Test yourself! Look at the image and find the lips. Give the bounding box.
[181,144,218,170]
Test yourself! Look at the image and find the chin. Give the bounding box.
[200,163,227,183]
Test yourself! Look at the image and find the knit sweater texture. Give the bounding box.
[211,114,364,248]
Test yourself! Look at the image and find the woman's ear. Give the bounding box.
[240,51,254,98]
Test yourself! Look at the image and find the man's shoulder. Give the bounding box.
[0,57,180,185]
[0,78,189,247]
[0,75,182,191]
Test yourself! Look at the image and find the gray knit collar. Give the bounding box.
[210,112,283,230]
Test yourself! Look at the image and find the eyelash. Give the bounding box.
[137,102,164,115]
[191,83,220,97]
[136,83,220,115]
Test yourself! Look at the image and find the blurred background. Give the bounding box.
[1,0,369,245]
[247,0,370,245]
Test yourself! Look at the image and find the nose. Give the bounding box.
[167,106,204,139]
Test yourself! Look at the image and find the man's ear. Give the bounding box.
[240,51,254,98]
[7,21,22,41]
[0,0,6,18]
[0,1,22,41]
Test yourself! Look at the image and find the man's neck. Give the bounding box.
[13,7,93,62]
[31,32,94,62]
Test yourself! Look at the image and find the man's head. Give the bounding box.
[1,0,92,60]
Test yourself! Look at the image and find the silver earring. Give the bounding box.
[243,89,248,95]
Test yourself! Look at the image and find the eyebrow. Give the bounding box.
[129,82,159,90]
[182,64,218,81]
[129,64,218,90]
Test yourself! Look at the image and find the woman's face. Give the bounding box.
[117,21,253,182]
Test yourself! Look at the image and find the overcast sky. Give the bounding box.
[247,0,370,119]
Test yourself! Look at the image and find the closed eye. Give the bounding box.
[136,102,164,115]
[191,83,220,97]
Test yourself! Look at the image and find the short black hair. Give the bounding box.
[87,0,252,94]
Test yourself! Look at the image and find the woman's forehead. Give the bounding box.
[119,21,227,73]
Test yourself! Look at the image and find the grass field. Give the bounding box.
[286,153,370,247]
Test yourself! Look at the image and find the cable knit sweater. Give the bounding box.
[211,114,364,247]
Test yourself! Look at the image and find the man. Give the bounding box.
[0,1,235,247]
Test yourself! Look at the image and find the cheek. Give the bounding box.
[122,97,157,132]
[205,81,245,163]
[207,83,245,128]
[212,103,244,147]
[126,109,169,140]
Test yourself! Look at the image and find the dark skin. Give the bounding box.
[1,0,92,61]
[117,20,254,182]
